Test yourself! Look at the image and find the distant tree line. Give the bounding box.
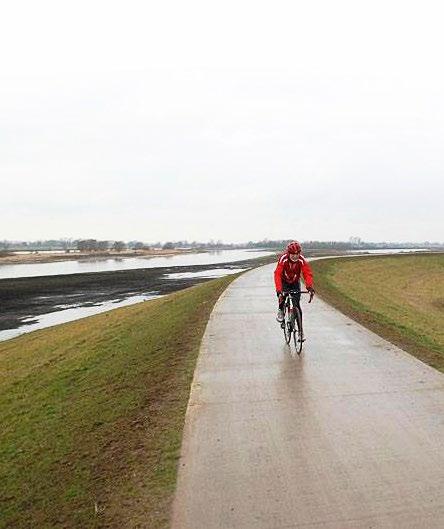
[0,239,151,252]
[77,239,110,252]
[156,239,444,250]
[1,238,443,253]
[76,240,150,252]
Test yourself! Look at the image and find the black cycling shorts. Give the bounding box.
[278,281,301,310]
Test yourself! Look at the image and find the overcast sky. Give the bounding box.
[1,0,443,243]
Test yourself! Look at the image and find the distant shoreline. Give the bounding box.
[0,248,197,265]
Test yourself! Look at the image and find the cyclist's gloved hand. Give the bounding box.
[307,286,315,303]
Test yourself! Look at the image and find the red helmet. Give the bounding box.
[287,241,302,254]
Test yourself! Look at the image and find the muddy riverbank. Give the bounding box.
[0,255,277,332]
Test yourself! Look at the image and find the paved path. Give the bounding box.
[171,264,444,529]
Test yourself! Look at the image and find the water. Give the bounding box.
[0,249,273,279]
[0,261,255,342]
[165,268,246,279]
[0,294,161,341]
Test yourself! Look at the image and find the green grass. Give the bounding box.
[311,253,444,370]
[0,274,240,529]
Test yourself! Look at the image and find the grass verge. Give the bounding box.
[0,273,240,529]
[310,253,444,371]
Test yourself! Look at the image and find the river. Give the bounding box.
[0,249,273,279]
[0,250,273,341]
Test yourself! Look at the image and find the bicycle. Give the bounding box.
[280,290,314,354]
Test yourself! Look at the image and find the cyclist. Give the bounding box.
[274,241,315,326]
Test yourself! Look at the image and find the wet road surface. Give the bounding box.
[172,263,444,529]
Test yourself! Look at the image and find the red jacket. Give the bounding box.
[274,252,314,292]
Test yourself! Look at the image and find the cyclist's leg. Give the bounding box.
[278,292,285,311]
[276,287,287,323]
[281,282,292,311]
[278,282,292,324]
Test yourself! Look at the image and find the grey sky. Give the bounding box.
[1,0,443,242]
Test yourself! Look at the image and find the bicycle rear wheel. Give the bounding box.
[293,307,303,355]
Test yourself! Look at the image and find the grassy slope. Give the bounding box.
[0,274,240,529]
[310,254,444,370]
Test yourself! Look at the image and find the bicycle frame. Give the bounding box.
[281,290,313,353]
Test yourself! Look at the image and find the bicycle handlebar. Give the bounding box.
[283,290,315,303]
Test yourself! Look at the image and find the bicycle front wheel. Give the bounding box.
[283,313,292,345]
[293,308,303,355]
